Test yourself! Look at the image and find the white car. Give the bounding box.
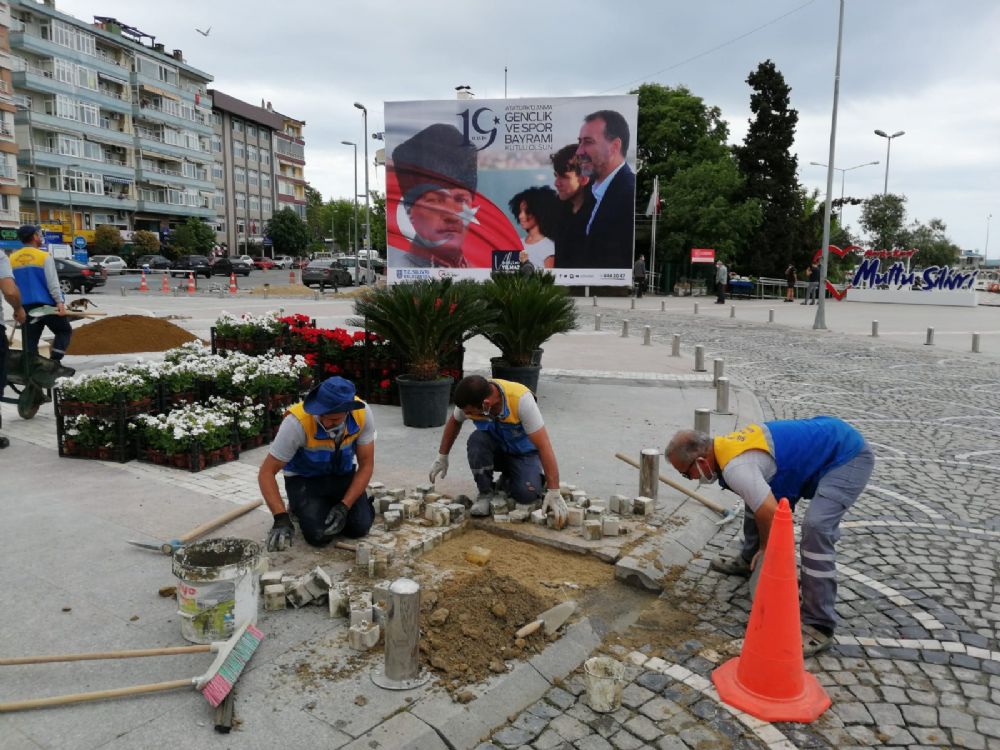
[272,255,295,269]
[339,256,377,285]
[89,254,127,275]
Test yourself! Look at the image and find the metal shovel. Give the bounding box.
[515,600,576,638]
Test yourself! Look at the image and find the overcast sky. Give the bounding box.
[56,0,1000,254]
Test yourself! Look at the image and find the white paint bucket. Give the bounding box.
[584,656,626,713]
[172,538,261,645]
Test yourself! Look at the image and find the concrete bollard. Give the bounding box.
[671,334,681,357]
[972,332,981,353]
[639,448,660,500]
[694,408,711,434]
[730,305,736,319]
[595,314,602,331]
[715,376,731,415]
[313,290,320,301]
[694,345,706,372]
[630,297,635,310]
[768,309,774,323]
[660,300,665,312]
[871,320,879,338]
[593,296,598,307]
[621,320,629,338]
[642,326,651,346]
[372,578,429,690]
[713,359,724,386]
[693,302,699,315]
[925,327,935,346]
[119,286,127,297]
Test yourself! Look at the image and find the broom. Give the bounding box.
[0,620,263,712]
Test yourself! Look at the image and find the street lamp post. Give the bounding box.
[341,140,359,270]
[986,213,992,263]
[66,162,80,241]
[873,129,905,194]
[354,102,371,283]
[16,103,42,223]
[808,160,879,224]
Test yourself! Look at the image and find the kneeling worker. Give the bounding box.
[429,375,568,528]
[259,376,376,551]
[664,416,873,656]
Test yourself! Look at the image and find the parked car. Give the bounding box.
[211,256,253,277]
[294,257,310,270]
[136,254,172,270]
[272,255,295,269]
[88,254,127,275]
[55,258,107,294]
[339,256,378,285]
[170,255,213,278]
[236,254,255,266]
[252,256,275,270]
[302,259,352,289]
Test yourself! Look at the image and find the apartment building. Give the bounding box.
[208,90,280,255]
[273,111,305,221]
[0,3,19,235]
[9,0,214,246]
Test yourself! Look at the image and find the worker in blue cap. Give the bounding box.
[258,376,376,551]
[10,225,71,360]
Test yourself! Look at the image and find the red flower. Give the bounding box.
[379,379,391,389]
[449,302,457,315]
[303,353,318,366]
[324,363,342,374]
[434,297,443,311]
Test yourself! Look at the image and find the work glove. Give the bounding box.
[429,453,449,483]
[542,489,569,530]
[322,503,349,538]
[267,512,294,552]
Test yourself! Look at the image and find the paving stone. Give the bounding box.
[588,714,620,739]
[949,729,987,750]
[678,725,724,749]
[655,737,686,750]
[621,714,660,743]
[511,712,548,737]
[491,727,537,748]
[606,729,644,750]
[909,726,951,745]
[527,700,563,721]
[619,683,655,709]
[832,701,874,725]
[545,687,577,711]
[638,697,682,722]
[548,715,591,743]
[977,716,1000,738]
[532,729,570,750]
[867,702,904,726]
[573,736,613,750]
[635,671,671,693]
[902,704,939,726]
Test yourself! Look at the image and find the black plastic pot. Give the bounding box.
[490,359,541,394]
[396,375,454,428]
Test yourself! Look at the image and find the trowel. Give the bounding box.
[515,600,576,638]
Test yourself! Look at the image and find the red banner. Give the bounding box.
[691,248,715,264]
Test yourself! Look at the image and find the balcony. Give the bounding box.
[11,69,133,116]
[20,186,138,212]
[136,197,214,218]
[21,145,135,178]
[10,30,133,81]
[132,100,212,135]
[136,163,212,190]
[15,109,134,148]
[136,131,211,163]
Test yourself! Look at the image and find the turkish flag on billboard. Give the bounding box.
[386,167,523,268]
[691,248,716,264]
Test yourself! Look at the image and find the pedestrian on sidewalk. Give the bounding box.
[664,416,873,656]
[785,263,797,302]
[715,259,728,304]
[803,261,819,305]
[632,254,647,297]
[429,375,568,528]
[10,226,71,361]
[258,376,376,551]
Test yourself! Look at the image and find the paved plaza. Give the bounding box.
[1,289,999,749]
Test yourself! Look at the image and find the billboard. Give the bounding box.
[384,95,639,286]
[691,248,716,264]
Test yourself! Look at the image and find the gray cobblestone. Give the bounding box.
[638,697,682,722]
[606,730,644,750]
[833,701,875,725]
[545,687,577,710]
[573,736,613,750]
[548,715,591,743]
[867,703,904,726]
[909,726,951,745]
[619,683,655,709]
[492,727,536,748]
[622,714,660,742]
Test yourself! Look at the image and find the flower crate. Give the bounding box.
[56,400,137,464]
[137,442,241,473]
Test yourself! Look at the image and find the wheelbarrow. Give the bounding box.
[2,319,75,420]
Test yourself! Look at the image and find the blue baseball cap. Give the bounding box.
[303,376,364,415]
[17,225,40,243]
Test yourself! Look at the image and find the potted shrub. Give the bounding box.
[480,272,577,393]
[350,279,495,427]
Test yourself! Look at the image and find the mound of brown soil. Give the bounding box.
[66,315,198,355]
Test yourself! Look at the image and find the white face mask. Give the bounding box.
[694,458,717,487]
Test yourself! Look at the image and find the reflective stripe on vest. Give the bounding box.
[283,400,366,477]
[10,247,57,306]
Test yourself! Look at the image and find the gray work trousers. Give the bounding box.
[738,444,874,631]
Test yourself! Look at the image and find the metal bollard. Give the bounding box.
[694,345,706,372]
[313,290,321,301]
[371,578,428,690]
[715,376,731,415]
[594,313,602,331]
[643,326,651,346]
[768,309,774,323]
[871,320,879,338]
[972,332,981,353]
[694,408,711,434]
[693,302,699,315]
[730,305,736,318]
[713,358,724,386]
[925,327,934,346]
[621,320,629,338]
[592,296,597,307]
[671,334,681,357]
[639,448,660,500]
[119,285,126,297]
[660,300,665,312]
[630,297,636,310]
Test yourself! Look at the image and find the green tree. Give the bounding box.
[266,208,310,256]
[735,60,805,277]
[132,230,160,255]
[367,191,386,254]
[902,218,961,269]
[171,218,215,255]
[860,193,908,251]
[93,224,123,254]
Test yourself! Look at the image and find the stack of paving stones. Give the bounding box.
[476,308,1000,749]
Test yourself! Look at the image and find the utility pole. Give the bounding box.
[354,103,371,283]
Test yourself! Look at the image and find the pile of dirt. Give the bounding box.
[420,568,555,695]
[66,315,198,355]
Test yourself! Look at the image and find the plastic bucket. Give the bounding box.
[172,538,261,644]
[584,656,626,713]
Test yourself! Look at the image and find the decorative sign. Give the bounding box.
[691,248,715,264]
[73,236,87,250]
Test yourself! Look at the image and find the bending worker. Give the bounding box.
[664,416,873,656]
[258,376,376,551]
[429,375,568,528]
[10,225,71,361]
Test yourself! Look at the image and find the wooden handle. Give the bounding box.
[614,452,725,515]
[334,541,357,553]
[515,619,543,639]
[0,645,210,666]
[168,500,265,552]
[0,678,193,712]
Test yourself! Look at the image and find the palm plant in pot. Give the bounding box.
[480,272,578,393]
[350,278,495,428]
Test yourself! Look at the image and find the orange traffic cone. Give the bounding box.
[139,271,148,293]
[712,498,831,722]
[161,274,169,294]
[187,272,196,295]
[229,273,237,295]
[288,269,295,285]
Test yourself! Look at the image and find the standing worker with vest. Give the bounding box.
[258,376,376,551]
[664,417,873,656]
[10,225,71,361]
[429,375,568,528]
[1,248,27,448]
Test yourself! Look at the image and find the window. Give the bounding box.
[135,54,177,86]
[261,172,271,190]
[63,168,102,195]
[213,194,224,209]
[233,140,244,159]
[249,195,260,212]
[76,65,97,91]
[212,163,223,180]
[212,112,222,126]
[247,125,257,139]
[247,144,258,162]
[211,134,222,153]
[237,220,245,234]
[261,150,271,167]
[51,20,96,57]
[262,197,272,214]
[235,193,246,210]
[248,170,258,188]
[232,119,243,134]
[234,167,245,185]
